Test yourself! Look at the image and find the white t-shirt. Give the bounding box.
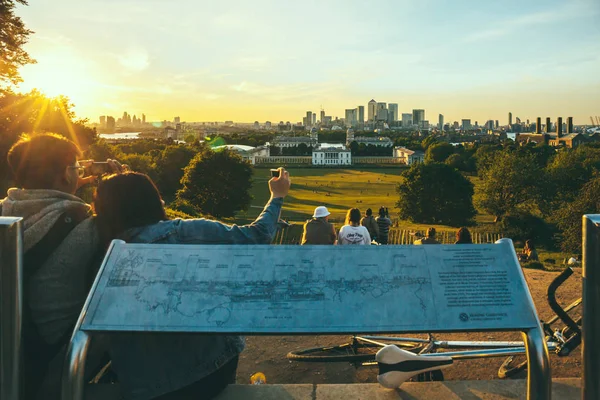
[337,225,371,245]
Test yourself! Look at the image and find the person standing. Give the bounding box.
[338,208,371,245]
[301,206,336,245]
[360,208,379,242]
[414,227,440,245]
[376,207,392,245]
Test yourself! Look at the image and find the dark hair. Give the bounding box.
[379,206,386,217]
[427,227,436,238]
[455,227,472,244]
[366,208,372,216]
[7,133,82,189]
[94,172,167,247]
[525,239,535,250]
[345,208,361,225]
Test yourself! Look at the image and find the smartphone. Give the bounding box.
[270,169,280,178]
[87,162,112,176]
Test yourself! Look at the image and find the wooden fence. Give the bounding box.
[272,226,503,245]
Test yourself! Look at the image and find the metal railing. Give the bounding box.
[0,217,24,400]
[582,215,600,400]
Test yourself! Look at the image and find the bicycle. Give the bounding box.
[286,266,581,384]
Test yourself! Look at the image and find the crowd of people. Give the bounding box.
[0,132,539,399]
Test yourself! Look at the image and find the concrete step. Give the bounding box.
[86,378,581,399]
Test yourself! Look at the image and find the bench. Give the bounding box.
[61,239,551,400]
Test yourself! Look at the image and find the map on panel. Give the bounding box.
[82,241,539,333]
[83,243,437,333]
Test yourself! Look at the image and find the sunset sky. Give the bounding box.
[16,0,600,125]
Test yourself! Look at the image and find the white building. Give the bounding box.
[312,146,351,166]
[394,146,425,165]
[212,144,270,165]
[346,128,393,147]
[272,127,318,148]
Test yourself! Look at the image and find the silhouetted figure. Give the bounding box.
[520,239,539,262]
[376,207,392,245]
[360,208,379,242]
[414,227,440,245]
[455,227,473,244]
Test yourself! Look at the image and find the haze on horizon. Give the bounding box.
[15,0,600,125]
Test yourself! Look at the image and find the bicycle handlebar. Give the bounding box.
[547,267,581,336]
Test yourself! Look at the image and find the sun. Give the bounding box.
[18,49,101,109]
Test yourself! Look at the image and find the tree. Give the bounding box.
[177,148,253,218]
[554,177,600,253]
[476,151,545,222]
[425,142,454,163]
[396,163,476,226]
[154,144,196,200]
[0,0,35,86]
[445,153,465,170]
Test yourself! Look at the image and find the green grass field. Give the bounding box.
[237,167,406,224]
[233,167,570,269]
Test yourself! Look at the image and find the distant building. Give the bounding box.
[462,119,472,130]
[273,127,318,148]
[106,116,116,131]
[345,109,357,127]
[312,146,351,166]
[376,102,387,121]
[388,103,398,123]
[509,112,512,126]
[402,113,412,128]
[394,147,425,165]
[174,116,181,124]
[253,121,260,129]
[99,116,106,127]
[142,114,146,124]
[368,99,377,122]
[265,121,272,129]
[438,114,444,130]
[357,106,365,125]
[346,128,393,147]
[412,109,425,126]
[320,110,325,124]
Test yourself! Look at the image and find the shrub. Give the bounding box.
[498,211,554,248]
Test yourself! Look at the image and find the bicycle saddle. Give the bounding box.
[376,345,453,388]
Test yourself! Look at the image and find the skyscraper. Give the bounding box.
[320,110,325,123]
[402,113,412,127]
[509,112,513,126]
[462,119,472,130]
[388,103,398,122]
[412,109,425,126]
[438,114,444,130]
[368,99,377,122]
[312,113,316,125]
[306,111,312,127]
[357,106,364,125]
[141,114,146,124]
[376,103,387,121]
[99,116,106,126]
[345,109,357,127]
[174,116,180,124]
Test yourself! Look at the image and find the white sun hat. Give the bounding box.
[313,206,330,218]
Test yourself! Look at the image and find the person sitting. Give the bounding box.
[93,169,290,400]
[455,227,473,244]
[301,206,336,245]
[0,133,121,399]
[414,227,440,245]
[521,239,539,262]
[360,208,379,242]
[338,208,371,245]
[375,207,392,245]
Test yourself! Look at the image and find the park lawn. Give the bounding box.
[237,167,496,230]
[237,167,406,224]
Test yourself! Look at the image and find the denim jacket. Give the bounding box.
[108,197,283,400]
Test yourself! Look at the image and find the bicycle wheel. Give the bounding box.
[287,341,382,362]
[498,355,528,379]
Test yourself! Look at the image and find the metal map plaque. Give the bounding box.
[81,240,539,333]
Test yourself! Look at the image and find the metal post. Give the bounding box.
[61,330,91,400]
[0,217,24,400]
[522,328,551,400]
[582,215,600,400]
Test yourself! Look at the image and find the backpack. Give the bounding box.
[0,205,90,398]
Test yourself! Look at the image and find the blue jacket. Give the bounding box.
[108,197,283,400]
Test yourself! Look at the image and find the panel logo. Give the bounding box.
[459,312,469,322]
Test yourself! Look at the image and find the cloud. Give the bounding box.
[118,48,150,71]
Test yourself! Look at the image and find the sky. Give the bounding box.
[15,0,600,125]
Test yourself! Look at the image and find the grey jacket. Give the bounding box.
[1,188,99,344]
[108,197,283,400]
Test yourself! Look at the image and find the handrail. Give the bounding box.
[0,217,24,400]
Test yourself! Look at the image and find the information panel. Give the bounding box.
[81,241,539,333]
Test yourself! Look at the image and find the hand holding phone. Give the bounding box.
[270,169,280,178]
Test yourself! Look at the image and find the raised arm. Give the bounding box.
[173,168,291,245]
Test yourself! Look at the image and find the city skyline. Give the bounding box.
[14,0,600,124]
